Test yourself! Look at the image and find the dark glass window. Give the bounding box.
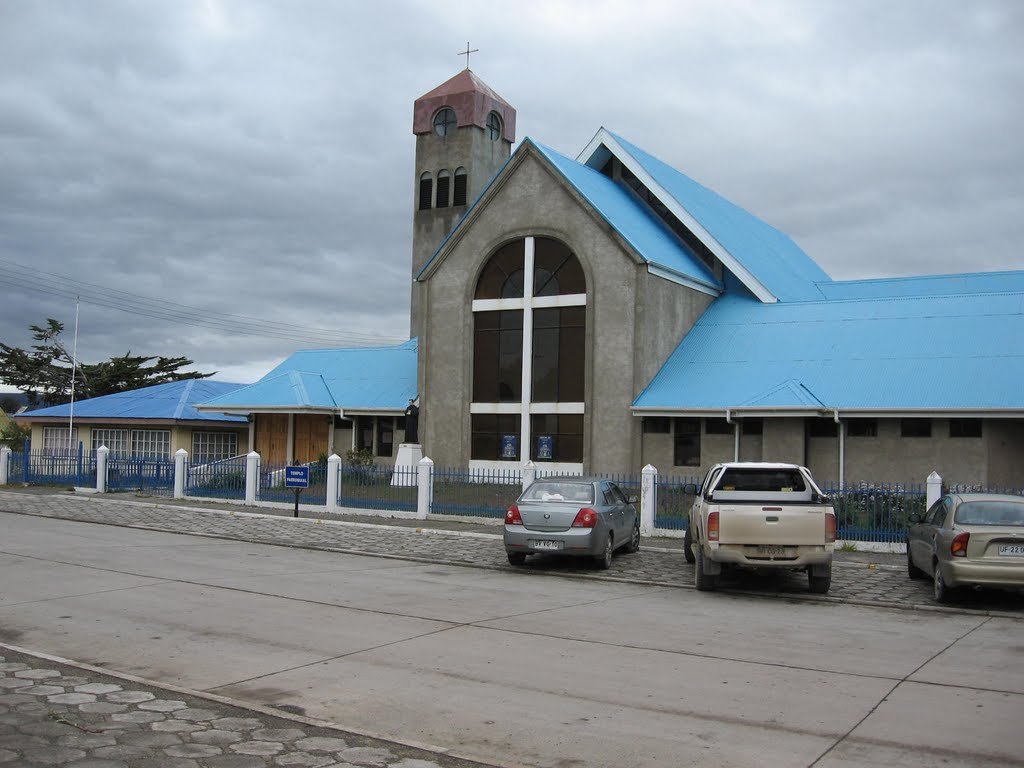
[673,419,701,466]
[357,417,374,452]
[847,419,877,437]
[741,418,763,436]
[376,418,394,457]
[531,414,583,462]
[473,311,523,402]
[534,237,585,296]
[475,240,525,299]
[471,414,521,461]
[433,107,456,137]
[418,173,432,210]
[453,168,467,206]
[807,419,838,438]
[487,111,502,141]
[643,417,670,434]
[705,418,732,435]
[950,418,982,438]
[532,306,585,402]
[901,419,931,438]
[436,171,450,208]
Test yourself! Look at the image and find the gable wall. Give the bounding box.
[419,149,709,473]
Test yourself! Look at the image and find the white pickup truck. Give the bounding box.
[684,462,836,593]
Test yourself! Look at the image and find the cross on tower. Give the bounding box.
[458,42,479,69]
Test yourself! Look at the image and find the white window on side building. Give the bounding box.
[91,428,129,456]
[131,429,171,458]
[43,427,78,455]
[191,432,239,465]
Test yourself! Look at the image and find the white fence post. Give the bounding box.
[522,460,536,492]
[0,445,10,486]
[173,448,187,499]
[245,451,260,505]
[927,470,942,509]
[416,456,433,520]
[326,453,341,512]
[95,446,109,493]
[641,464,658,536]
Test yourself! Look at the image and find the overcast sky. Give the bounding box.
[1,0,1021,390]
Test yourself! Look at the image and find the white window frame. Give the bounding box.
[131,429,171,458]
[43,426,78,455]
[191,431,239,465]
[91,428,129,456]
[470,236,586,472]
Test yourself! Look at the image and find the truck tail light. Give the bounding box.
[707,511,719,541]
[572,508,598,528]
[505,505,523,525]
[825,512,836,543]
[951,531,970,557]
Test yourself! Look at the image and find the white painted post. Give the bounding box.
[522,460,536,492]
[173,448,187,499]
[641,464,658,536]
[416,456,433,520]
[95,446,109,493]
[326,453,341,512]
[245,451,260,505]
[927,471,942,509]
[0,445,10,486]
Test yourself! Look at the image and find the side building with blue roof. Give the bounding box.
[14,379,250,465]
[195,70,1022,486]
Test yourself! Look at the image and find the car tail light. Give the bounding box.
[505,505,523,525]
[572,508,598,528]
[951,531,970,557]
[825,512,836,543]
[707,511,720,541]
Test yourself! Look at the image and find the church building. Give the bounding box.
[200,68,1024,487]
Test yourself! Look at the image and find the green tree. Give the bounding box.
[0,318,213,407]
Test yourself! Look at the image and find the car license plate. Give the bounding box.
[998,544,1024,556]
[530,540,563,551]
[756,545,787,556]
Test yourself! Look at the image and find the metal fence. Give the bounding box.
[336,462,418,513]
[105,454,175,495]
[821,480,927,542]
[258,460,327,506]
[13,446,95,487]
[186,456,247,501]
[430,466,521,519]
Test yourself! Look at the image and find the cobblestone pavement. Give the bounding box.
[2,490,1021,616]
[0,646,495,768]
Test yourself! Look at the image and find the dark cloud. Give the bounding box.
[1,0,1021,387]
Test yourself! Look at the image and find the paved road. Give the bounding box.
[2,490,1022,615]
[1,490,1023,768]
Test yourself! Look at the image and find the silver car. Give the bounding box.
[504,476,641,569]
[907,492,1024,602]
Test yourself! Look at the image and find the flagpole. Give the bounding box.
[68,297,80,452]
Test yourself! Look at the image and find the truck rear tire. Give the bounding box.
[808,567,831,594]
[695,546,718,591]
[683,524,695,564]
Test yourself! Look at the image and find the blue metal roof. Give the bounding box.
[530,141,721,291]
[200,339,418,412]
[603,131,831,302]
[634,284,1024,412]
[18,379,249,422]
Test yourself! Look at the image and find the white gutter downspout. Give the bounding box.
[834,409,844,486]
[726,409,739,462]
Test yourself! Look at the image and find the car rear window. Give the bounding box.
[715,469,807,493]
[522,482,594,503]
[954,501,1024,526]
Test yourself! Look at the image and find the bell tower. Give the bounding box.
[409,69,516,338]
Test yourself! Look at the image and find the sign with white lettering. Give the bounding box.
[285,466,310,488]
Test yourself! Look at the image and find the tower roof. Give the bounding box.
[413,70,516,142]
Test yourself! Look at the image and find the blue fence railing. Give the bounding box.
[821,481,927,543]
[336,463,418,512]
[105,455,175,495]
[186,456,247,501]
[258,461,327,506]
[429,466,520,519]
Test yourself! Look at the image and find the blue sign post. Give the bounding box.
[285,466,309,517]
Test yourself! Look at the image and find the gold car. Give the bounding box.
[907,493,1024,603]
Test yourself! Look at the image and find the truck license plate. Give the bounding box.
[531,540,563,551]
[998,544,1024,556]
[756,545,787,556]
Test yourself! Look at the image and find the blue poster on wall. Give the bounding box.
[536,435,553,460]
[501,434,518,459]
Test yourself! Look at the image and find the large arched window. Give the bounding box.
[471,237,586,468]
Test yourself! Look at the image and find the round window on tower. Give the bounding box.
[433,107,457,137]
[487,111,502,141]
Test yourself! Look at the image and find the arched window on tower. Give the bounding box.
[418,172,433,211]
[433,107,457,137]
[453,167,468,207]
[486,111,502,141]
[471,237,587,466]
[436,170,450,208]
